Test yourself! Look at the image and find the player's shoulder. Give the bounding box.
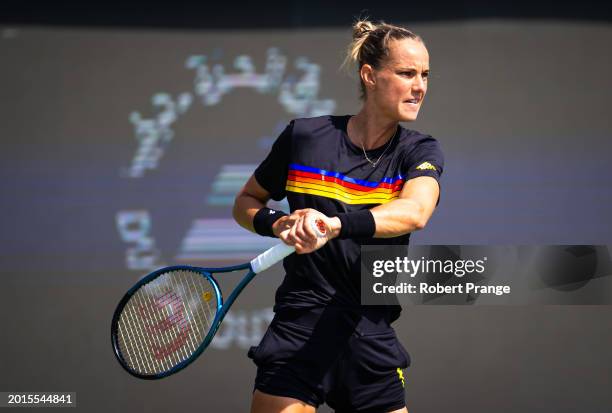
[396,126,445,172]
[290,115,347,134]
[399,125,438,145]
[397,125,441,150]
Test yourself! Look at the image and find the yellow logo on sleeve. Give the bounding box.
[396,368,405,387]
[415,162,437,171]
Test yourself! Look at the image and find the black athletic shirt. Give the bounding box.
[254,115,444,318]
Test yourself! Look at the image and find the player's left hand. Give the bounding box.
[282,208,338,254]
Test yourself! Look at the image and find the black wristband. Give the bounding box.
[253,207,288,237]
[335,209,376,239]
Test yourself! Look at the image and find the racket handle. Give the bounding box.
[250,242,295,274]
[250,218,327,274]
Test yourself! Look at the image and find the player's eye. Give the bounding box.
[399,70,416,77]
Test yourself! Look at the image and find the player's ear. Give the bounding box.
[360,64,376,89]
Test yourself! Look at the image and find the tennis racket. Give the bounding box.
[111,218,326,379]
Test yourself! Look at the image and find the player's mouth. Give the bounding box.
[404,97,421,106]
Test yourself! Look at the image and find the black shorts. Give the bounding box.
[248,306,410,412]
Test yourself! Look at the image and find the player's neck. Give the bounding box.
[349,107,398,151]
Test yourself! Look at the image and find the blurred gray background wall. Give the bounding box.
[1,2,611,412]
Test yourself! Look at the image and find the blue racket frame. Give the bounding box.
[111,262,257,380]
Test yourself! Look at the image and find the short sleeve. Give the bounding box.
[402,135,444,205]
[403,135,444,182]
[253,121,293,201]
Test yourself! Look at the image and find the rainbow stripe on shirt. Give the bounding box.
[285,163,404,205]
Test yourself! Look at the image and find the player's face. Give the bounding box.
[367,38,430,122]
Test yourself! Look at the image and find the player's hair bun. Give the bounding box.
[352,20,376,39]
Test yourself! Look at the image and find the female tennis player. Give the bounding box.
[233,19,443,413]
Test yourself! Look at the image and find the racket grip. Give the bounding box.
[250,242,295,274]
[250,218,327,274]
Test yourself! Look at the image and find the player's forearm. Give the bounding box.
[369,198,427,238]
[232,192,266,233]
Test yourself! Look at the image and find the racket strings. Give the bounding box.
[116,269,218,375]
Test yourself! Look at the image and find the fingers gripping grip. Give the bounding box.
[250,218,326,274]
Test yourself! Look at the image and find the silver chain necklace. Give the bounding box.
[360,128,398,168]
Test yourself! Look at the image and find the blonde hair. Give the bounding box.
[342,19,423,100]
